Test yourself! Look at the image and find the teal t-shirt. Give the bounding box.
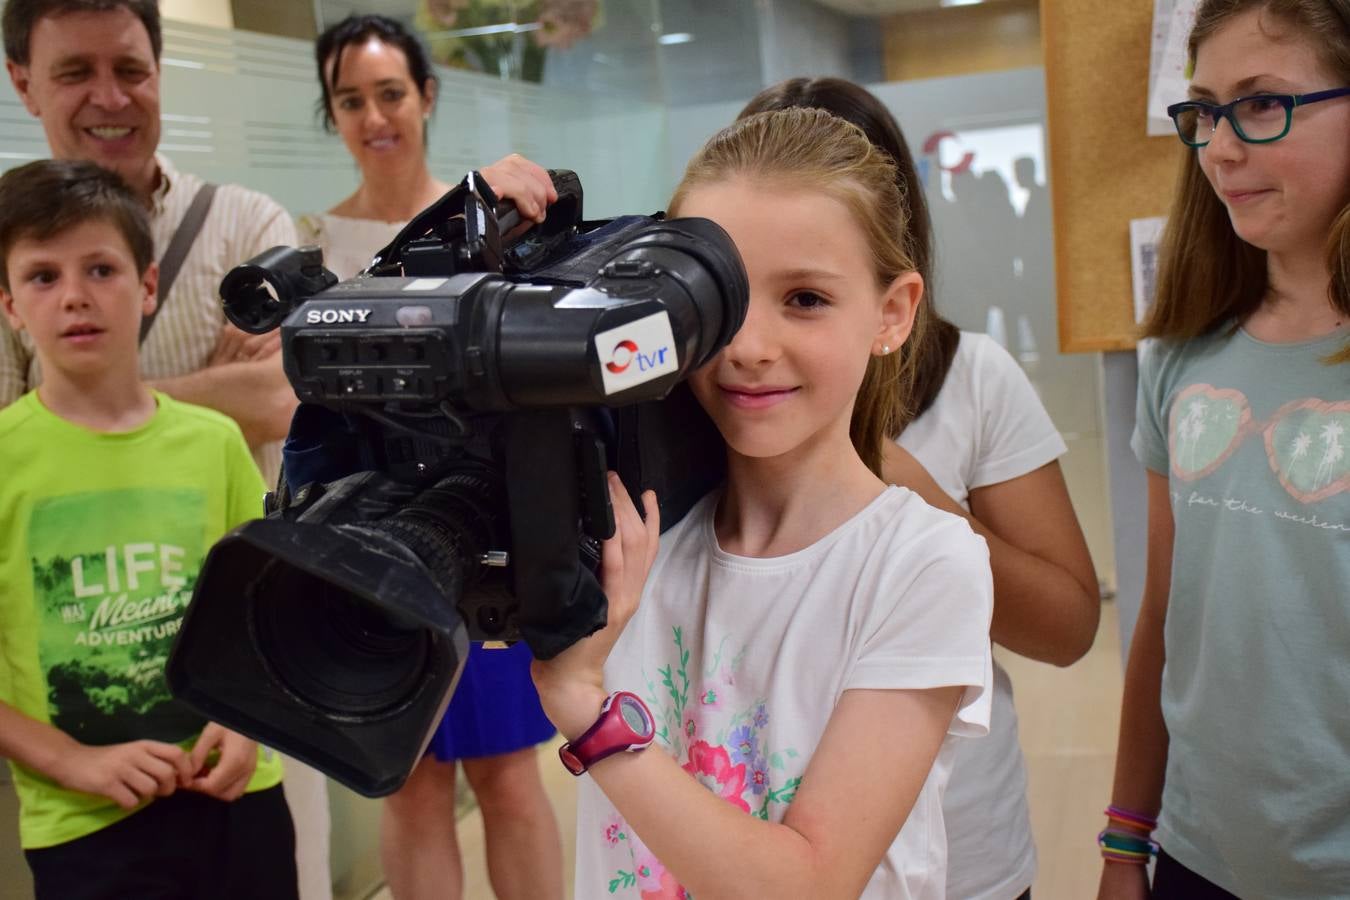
[0,390,282,849]
[1133,327,1350,898]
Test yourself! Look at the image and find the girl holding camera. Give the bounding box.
[532,107,995,899]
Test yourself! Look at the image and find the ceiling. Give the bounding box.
[812,0,997,14]
[313,0,1008,29]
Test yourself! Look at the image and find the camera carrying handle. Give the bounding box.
[366,169,584,278]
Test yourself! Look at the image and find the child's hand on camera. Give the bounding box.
[532,471,659,739]
[53,739,193,810]
[184,723,259,802]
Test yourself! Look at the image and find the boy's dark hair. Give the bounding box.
[2,0,161,65]
[0,159,154,291]
[315,14,439,134]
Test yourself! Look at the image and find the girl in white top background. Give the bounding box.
[299,15,563,900]
[741,78,1100,900]
[531,107,995,900]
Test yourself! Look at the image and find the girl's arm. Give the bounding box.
[1097,470,1174,900]
[883,443,1099,665]
[571,684,962,900]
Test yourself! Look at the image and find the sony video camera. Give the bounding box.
[166,171,746,795]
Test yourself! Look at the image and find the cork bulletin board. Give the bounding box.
[1043,0,1186,352]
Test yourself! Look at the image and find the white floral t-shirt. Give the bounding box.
[574,487,995,900]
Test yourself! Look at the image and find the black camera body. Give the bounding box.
[166,171,746,796]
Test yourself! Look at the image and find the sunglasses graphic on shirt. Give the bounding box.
[1168,384,1350,504]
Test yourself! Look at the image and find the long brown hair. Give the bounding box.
[669,108,924,476]
[1144,0,1350,363]
[739,78,960,424]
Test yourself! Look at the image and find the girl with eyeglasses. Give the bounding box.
[1099,2,1350,899]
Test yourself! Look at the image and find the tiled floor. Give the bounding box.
[373,603,1124,900]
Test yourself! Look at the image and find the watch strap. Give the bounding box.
[559,691,654,775]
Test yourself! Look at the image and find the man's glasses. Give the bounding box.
[1166,87,1350,147]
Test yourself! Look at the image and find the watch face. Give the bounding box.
[618,694,652,736]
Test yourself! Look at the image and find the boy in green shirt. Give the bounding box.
[0,159,297,899]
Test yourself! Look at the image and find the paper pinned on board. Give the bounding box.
[1131,216,1166,361]
[1147,0,1199,136]
[1130,217,1166,323]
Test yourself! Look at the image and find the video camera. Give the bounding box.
[166,171,747,795]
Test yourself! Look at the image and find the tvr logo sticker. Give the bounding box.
[596,314,678,395]
[605,339,669,375]
[606,340,639,373]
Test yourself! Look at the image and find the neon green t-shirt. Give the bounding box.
[0,390,283,849]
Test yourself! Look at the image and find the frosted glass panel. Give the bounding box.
[315,0,666,100]
[866,73,1096,431]
[0,19,670,220]
[0,90,46,166]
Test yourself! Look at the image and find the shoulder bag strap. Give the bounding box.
[140,182,219,345]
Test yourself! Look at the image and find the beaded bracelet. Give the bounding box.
[1098,828,1159,865]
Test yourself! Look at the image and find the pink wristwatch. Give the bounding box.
[559,691,655,775]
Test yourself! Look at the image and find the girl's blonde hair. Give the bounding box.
[738,79,962,430]
[1144,0,1350,362]
[669,108,926,476]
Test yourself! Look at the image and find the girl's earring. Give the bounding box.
[880,344,891,355]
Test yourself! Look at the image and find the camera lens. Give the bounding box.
[251,565,436,717]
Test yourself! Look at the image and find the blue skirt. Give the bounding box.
[426,641,556,761]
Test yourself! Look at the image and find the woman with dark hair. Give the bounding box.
[301,15,563,900]
[740,78,1100,900]
[306,14,554,264]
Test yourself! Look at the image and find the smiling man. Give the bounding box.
[1,0,298,485]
